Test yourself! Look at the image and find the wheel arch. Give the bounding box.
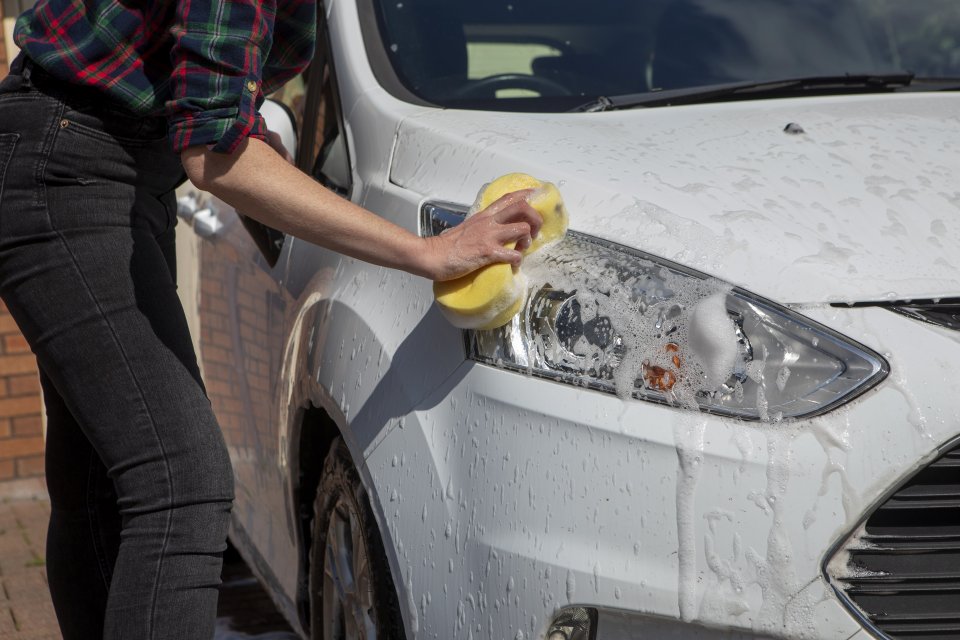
[291,404,342,633]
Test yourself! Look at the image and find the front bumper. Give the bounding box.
[365,304,960,639]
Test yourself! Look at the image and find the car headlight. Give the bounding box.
[468,231,887,421]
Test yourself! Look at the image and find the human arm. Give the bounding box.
[169,0,539,279]
[181,138,542,281]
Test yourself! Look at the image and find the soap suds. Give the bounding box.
[689,293,741,390]
[674,417,708,621]
[521,234,746,414]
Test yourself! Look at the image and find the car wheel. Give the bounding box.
[309,438,405,640]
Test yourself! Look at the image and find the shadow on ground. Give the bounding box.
[214,545,299,640]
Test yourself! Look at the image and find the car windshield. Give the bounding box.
[367,0,960,111]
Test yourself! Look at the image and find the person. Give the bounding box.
[0,0,542,638]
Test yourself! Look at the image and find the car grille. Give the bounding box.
[829,439,960,639]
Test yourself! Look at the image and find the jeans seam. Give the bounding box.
[35,98,64,209]
[42,200,174,640]
[85,450,113,592]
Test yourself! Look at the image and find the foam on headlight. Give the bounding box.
[469,232,887,421]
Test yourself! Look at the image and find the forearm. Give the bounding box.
[181,137,433,276]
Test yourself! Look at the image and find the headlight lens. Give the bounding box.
[469,232,887,421]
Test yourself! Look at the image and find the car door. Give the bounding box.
[181,166,294,551]
[175,9,356,612]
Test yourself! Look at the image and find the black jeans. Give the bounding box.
[0,55,234,639]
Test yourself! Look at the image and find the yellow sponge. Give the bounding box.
[434,173,569,330]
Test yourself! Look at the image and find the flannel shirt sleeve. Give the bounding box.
[167,0,277,154]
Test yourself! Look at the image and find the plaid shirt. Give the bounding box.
[15,0,316,153]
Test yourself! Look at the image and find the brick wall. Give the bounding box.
[0,5,45,499]
[0,301,45,494]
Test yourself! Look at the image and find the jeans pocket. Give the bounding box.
[0,133,21,236]
[60,100,167,147]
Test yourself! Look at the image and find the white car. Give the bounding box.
[176,1,960,638]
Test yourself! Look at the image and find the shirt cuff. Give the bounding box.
[168,78,268,154]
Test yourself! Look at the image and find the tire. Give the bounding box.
[309,438,405,640]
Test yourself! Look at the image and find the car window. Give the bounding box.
[466,42,563,97]
[307,65,351,196]
[275,15,352,196]
[862,0,960,78]
[366,0,960,111]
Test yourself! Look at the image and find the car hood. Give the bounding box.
[389,92,960,304]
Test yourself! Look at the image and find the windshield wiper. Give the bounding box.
[572,72,916,112]
[908,76,960,90]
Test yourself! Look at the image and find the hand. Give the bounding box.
[422,190,543,281]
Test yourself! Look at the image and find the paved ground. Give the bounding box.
[0,498,57,639]
[0,497,297,639]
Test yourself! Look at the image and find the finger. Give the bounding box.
[478,189,535,218]
[494,201,543,238]
[495,222,533,245]
[487,245,523,267]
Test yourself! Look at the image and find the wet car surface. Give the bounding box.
[178,1,960,638]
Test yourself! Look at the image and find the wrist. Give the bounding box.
[404,236,442,280]
[378,229,439,280]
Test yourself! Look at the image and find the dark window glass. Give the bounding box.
[368,0,960,110]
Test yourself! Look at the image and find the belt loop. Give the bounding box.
[13,54,34,89]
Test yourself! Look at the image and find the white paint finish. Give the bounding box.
[389,93,960,304]
[362,304,960,639]
[201,2,960,638]
[260,99,297,159]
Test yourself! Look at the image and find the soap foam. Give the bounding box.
[522,235,742,409]
[688,293,740,391]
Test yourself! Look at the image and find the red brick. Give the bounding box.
[0,437,44,460]
[206,297,229,315]
[0,396,42,418]
[0,314,19,334]
[201,279,224,296]
[12,416,42,437]
[205,314,227,330]
[0,419,10,438]
[0,460,13,480]
[236,291,257,310]
[2,334,30,355]
[15,455,45,479]
[0,355,39,376]
[209,331,232,349]
[204,346,232,365]
[8,374,40,397]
